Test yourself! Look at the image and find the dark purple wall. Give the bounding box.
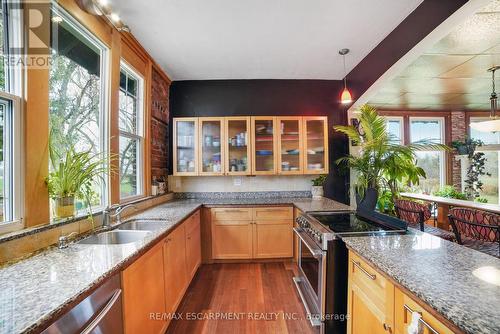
[169,79,350,203]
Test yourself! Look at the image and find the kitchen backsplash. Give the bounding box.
[168,175,315,193]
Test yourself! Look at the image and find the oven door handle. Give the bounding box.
[294,228,324,258]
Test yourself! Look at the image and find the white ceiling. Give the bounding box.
[111,0,423,80]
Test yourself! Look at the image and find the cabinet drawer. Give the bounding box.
[395,288,454,334]
[211,208,252,221]
[349,252,390,314]
[254,207,293,220]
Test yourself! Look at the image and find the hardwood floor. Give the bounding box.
[166,262,318,334]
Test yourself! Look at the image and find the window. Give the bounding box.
[0,1,22,233]
[385,117,403,144]
[119,63,144,199]
[49,5,108,214]
[470,118,500,204]
[410,118,445,194]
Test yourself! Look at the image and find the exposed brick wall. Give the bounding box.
[450,111,466,189]
[151,68,170,181]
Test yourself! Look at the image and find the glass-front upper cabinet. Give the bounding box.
[303,116,329,174]
[198,117,224,175]
[277,117,303,174]
[173,118,198,175]
[225,117,251,175]
[251,117,277,174]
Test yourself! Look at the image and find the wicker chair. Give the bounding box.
[394,199,455,241]
[448,208,499,257]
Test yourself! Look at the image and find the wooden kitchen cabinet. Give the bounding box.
[163,224,188,316]
[212,220,253,259]
[394,288,454,334]
[211,207,293,260]
[185,210,202,280]
[347,251,394,334]
[277,117,303,174]
[253,220,293,258]
[347,250,456,334]
[225,116,251,175]
[303,116,329,174]
[198,117,225,175]
[122,242,167,334]
[173,118,198,175]
[251,116,278,175]
[173,116,328,176]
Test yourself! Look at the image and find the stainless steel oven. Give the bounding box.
[293,227,326,327]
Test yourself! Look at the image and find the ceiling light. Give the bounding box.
[110,12,120,23]
[339,48,353,104]
[470,65,500,132]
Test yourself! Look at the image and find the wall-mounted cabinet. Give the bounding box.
[277,117,303,175]
[173,118,198,176]
[303,117,329,174]
[251,117,277,175]
[198,117,225,176]
[225,117,251,175]
[173,116,328,176]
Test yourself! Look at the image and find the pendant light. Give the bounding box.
[470,65,500,132]
[339,48,353,104]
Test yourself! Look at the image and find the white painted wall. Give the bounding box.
[169,175,314,193]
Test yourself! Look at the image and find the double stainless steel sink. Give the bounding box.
[77,219,166,245]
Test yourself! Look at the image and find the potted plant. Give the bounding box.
[451,137,480,156]
[46,143,111,219]
[433,185,468,200]
[311,174,327,198]
[334,105,449,212]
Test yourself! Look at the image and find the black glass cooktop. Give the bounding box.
[308,212,405,235]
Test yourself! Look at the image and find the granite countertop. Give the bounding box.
[343,232,500,334]
[0,196,346,334]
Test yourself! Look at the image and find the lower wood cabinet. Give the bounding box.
[122,242,167,334]
[122,210,202,334]
[185,210,202,280]
[163,223,188,316]
[212,221,253,259]
[347,250,455,334]
[394,288,454,334]
[347,251,394,334]
[211,206,293,260]
[253,220,293,258]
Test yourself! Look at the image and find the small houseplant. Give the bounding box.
[311,174,327,198]
[46,142,112,218]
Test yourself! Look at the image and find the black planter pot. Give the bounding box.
[356,188,379,212]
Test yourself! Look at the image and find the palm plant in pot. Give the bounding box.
[334,105,449,212]
[46,138,112,219]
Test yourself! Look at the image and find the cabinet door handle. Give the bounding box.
[403,304,440,334]
[383,323,392,333]
[351,260,376,280]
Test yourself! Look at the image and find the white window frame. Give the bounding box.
[118,61,144,201]
[469,117,500,204]
[50,3,110,213]
[384,116,404,144]
[409,117,446,189]
[0,2,24,234]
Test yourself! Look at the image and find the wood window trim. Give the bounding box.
[23,1,171,226]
